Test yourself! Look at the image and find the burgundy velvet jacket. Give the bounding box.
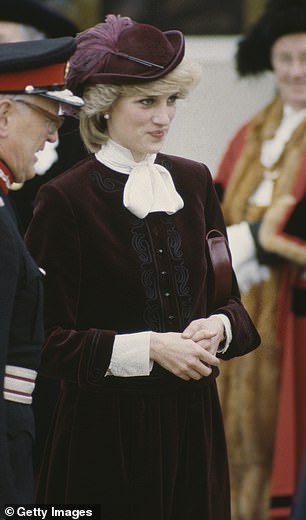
[25,152,260,512]
[26,153,259,387]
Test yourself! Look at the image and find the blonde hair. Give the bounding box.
[79,59,202,152]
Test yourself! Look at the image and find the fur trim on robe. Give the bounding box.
[215,96,306,520]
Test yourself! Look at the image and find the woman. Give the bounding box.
[26,15,260,519]
[214,1,306,519]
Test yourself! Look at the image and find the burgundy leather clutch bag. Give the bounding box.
[206,229,232,307]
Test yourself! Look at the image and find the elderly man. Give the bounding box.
[0,36,83,505]
[0,0,87,232]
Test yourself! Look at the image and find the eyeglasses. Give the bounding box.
[13,98,65,134]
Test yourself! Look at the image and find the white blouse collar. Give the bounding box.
[95,139,184,219]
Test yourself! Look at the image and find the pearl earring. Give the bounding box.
[104,113,110,120]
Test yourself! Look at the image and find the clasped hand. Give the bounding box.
[150,316,224,381]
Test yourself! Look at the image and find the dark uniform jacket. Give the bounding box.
[0,187,44,505]
[26,153,260,518]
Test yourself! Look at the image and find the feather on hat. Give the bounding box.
[66,14,184,94]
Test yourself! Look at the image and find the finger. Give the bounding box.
[189,329,217,342]
[175,365,207,381]
[186,369,204,380]
[198,343,219,357]
[181,325,198,338]
[183,364,212,380]
[196,363,213,378]
[197,339,217,352]
[199,350,220,367]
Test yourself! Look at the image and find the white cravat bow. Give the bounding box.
[250,105,306,206]
[261,105,306,169]
[95,140,184,219]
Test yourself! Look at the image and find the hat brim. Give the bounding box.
[41,88,84,107]
[86,30,185,85]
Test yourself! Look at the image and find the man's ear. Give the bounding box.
[0,99,14,137]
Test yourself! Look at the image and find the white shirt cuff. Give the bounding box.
[105,331,151,377]
[227,221,256,270]
[211,313,232,354]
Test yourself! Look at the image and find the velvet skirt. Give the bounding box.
[36,371,231,520]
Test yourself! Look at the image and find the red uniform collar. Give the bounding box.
[0,161,14,195]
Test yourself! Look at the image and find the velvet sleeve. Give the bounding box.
[26,184,115,389]
[203,170,261,360]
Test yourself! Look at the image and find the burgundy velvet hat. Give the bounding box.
[236,0,306,76]
[67,14,185,93]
